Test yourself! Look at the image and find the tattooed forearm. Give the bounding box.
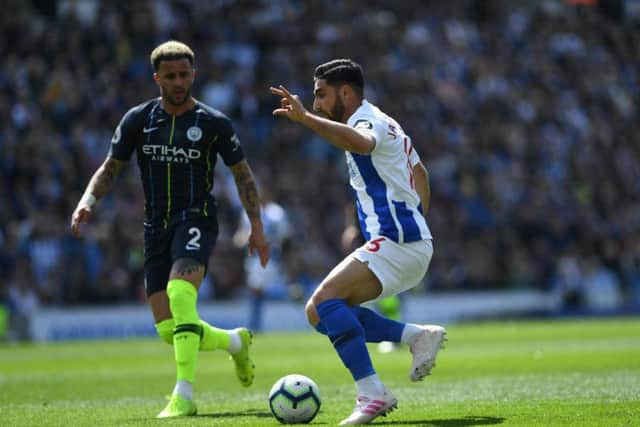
[230,160,262,222]
[85,158,123,200]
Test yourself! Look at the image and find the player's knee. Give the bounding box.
[169,257,205,285]
[311,281,341,304]
[305,299,319,327]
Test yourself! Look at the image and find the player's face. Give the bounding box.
[154,58,195,106]
[313,79,346,122]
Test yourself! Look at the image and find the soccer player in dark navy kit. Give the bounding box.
[71,41,269,418]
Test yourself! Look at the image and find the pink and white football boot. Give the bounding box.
[339,389,398,425]
[409,324,447,382]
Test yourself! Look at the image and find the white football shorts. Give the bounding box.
[351,237,433,302]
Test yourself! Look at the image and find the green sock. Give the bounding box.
[167,279,201,384]
[199,320,231,351]
[155,317,229,351]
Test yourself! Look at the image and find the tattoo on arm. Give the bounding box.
[85,158,124,200]
[230,160,261,222]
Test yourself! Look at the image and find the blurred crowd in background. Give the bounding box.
[1,0,640,321]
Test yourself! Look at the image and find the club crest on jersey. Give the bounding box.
[187,126,203,142]
[111,125,121,144]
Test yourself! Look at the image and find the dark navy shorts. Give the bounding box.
[143,219,218,296]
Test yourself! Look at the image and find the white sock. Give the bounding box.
[173,379,193,400]
[356,374,386,396]
[228,330,242,354]
[400,323,423,345]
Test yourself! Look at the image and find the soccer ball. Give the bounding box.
[268,374,321,424]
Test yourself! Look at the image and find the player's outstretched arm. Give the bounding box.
[70,157,124,237]
[229,160,270,267]
[270,85,375,154]
[413,162,431,217]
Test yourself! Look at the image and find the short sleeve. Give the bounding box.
[353,117,384,143]
[108,108,140,161]
[406,136,421,167]
[216,117,245,166]
[352,116,388,155]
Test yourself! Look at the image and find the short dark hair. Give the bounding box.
[314,59,364,97]
[150,40,194,72]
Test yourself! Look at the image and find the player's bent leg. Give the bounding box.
[198,319,229,351]
[316,298,374,381]
[305,256,382,328]
[310,257,398,423]
[153,315,236,353]
[307,258,405,347]
[150,283,252,388]
[351,305,404,343]
[319,256,383,305]
[155,318,253,388]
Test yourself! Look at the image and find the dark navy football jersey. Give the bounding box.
[108,98,244,229]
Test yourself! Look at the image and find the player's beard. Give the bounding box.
[329,95,346,122]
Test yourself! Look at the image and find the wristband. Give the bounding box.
[80,194,97,208]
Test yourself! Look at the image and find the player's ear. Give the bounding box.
[341,84,350,99]
[153,73,160,84]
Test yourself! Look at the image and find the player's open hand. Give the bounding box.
[70,204,92,237]
[270,85,307,124]
[248,228,270,268]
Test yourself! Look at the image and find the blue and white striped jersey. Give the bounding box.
[345,100,432,243]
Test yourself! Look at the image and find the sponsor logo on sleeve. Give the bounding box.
[230,133,240,151]
[354,119,373,130]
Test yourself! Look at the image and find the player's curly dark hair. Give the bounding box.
[150,40,194,72]
[314,59,364,97]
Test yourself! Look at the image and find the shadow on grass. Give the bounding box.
[197,408,331,424]
[125,408,277,424]
[131,412,502,426]
[374,415,505,426]
[197,407,273,419]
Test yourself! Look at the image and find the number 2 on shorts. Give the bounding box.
[186,227,201,250]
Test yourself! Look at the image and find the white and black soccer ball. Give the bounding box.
[268,374,321,424]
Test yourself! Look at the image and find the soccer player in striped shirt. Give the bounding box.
[271,59,447,425]
[71,41,269,418]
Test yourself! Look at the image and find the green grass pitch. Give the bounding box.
[1,317,639,426]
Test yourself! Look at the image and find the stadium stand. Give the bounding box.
[1,0,638,324]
